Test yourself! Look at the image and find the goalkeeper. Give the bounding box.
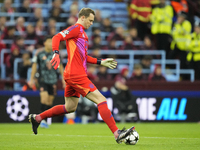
[29,8,135,144]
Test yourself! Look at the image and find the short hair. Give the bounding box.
[78,8,95,18]
[142,55,152,61]
[7,26,15,31]
[134,64,142,70]
[16,36,24,41]
[44,35,53,42]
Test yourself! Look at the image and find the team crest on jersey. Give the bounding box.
[63,30,69,35]
[89,83,94,88]
[82,33,85,38]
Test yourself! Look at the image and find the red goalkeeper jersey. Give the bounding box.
[52,23,97,79]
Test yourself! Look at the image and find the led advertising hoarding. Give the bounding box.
[0,91,200,122]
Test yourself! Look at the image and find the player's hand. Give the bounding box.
[51,52,60,70]
[29,80,34,88]
[101,58,117,69]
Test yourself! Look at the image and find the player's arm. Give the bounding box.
[51,26,80,70]
[87,55,117,69]
[29,62,37,88]
[58,62,65,88]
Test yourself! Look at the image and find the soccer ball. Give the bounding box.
[6,95,29,121]
[125,130,139,145]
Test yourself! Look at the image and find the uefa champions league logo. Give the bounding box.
[6,95,29,121]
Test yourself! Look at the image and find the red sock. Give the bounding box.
[97,101,118,133]
[36,105,68,122]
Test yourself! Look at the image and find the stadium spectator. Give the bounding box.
[0,0,15,13]
[121,35,136,50]
[91,27,101,41]
[49,0,65,15]
[171,0,200,30]
[11,36,26,51]
[140,35,155,51]
[46,18,57,34]
[1,26,16,48]
[0,16,7,35]
[129,0,159,40]
[17,0,33,21]
[90,48,101,58]
[107,26,125,42]
[50,0,65,22]
[87,64,99,81]
[49,27,57,37]
[186,21,200,80]
[150,0,173,55]
[140,55,153,76]
[114,68,129,88]
[0,41,6,54]
[129,27,141,41]
[186,0,200,29]
[6,41,22,78]
[30,0,43,5]
[18,52,32,79]
[1,26,15,40]
[148,64,166,81]
[107,38,117,50]
[28,8,45,23]
[15,17,26,37]
[100,18,114,33]
[50,8,64,22]
[111,67,136,122]
[35,19,45,37]
[69,3,79,21]
[97,65,112,81]
[90,35,102,49]
[129,64,147,81]
[169,11,191,69]
[66,16,77,28]
[26,24,37,40]
[18,0,33,12]
[171,0,188,15]
[94,9,102,24]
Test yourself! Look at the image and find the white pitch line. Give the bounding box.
[0,133,200,140]
[143,137,200,140]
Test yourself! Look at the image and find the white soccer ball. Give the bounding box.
[6,95,29,121]
[125,130,139,145]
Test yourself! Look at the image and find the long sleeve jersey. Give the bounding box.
[52,23,97,79]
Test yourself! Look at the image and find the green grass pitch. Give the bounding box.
[0,122,200,150]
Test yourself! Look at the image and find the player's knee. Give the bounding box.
[64,104,77,113]
[96,96,107,105]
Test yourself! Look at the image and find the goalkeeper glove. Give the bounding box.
[51,50,60,70]
[99,58,117,69]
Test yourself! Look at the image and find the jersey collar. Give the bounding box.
[75,23,85,30]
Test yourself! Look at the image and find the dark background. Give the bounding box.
[0,90,200,123]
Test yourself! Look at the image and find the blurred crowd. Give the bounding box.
[0,0,200,86]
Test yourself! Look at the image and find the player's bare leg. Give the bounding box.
[47,95,55,106]
[86,89,135,143]
[40,91,49,104]
[63,96,79,113]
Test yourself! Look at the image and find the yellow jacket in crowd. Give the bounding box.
[150,5,173,34]
[170,20,192,51]
[186,32,200,62]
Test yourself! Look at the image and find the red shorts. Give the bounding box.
[64,76,97,98]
